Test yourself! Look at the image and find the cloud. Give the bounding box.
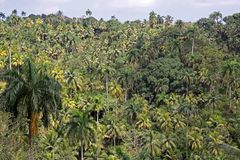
[44,6,61,14]
[94,0,157,9]
[41,0,71,4]
[192,0,240,6]
[0,0,6,4]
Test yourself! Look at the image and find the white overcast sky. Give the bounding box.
[0,0,239,21]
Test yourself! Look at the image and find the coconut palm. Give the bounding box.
[177,101,198,159]
[139,130,161,159]
[66,109,96,160]
[222,60,240,111]
[0,12,5,20]
[184,27,197,55]
[149,11,157,28]
[105,120,121,149]
[0,59,62,146]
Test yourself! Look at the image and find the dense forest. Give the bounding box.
[0,9,240,160]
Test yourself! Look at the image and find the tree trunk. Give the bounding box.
[9,47,12,70]
[229,86,232,112]
[28,112,40,160]
[133,123,137,149]
[106,74,109,99]
[150,134,153,160]
[96,111,99,124]
[29,112,40,145]
[113,134,116,150]
[79,140,84,160]
[96,111,99,160]
[191,38,195,55]
[186,120,189,159]
[125,89,128,102]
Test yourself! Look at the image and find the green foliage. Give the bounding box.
[0,10,239,159]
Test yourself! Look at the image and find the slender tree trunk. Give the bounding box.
[96,111,99,124]
[125,89,128,102]
[113,102,117,150]
[191,38,195,55]
[150,133,153,160]
[212,104,215,114]
[186,119,189,159]
[106,74,109,99]
[9,47,12,70]
[229,85,232,112]
[133,129,136,149]
[133,123,137,149]
[96,111,99,160]
[113,134,116,150]
[79,140,84,160]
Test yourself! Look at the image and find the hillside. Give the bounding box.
[0,10,240,160]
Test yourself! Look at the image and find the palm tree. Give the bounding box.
[209,11,222,24]
[105,119,125,150]
[109,80,123,100]
[91,94,106,124]
[125,97,145,149]
[177,101,198,159]
[175,20,184,29]
[149,11,157,28]
[222,60,240,112]
[155,111,173,132]
[127,48,141,66]
[157,15,164,26]
[66,109,96,160]
[11,9,18,16]
[64,70,81,96]
[90,94,106,160]
[185,27,197,55]
[118,66,135,102]
[136,113,151,130]
[0,12,5,20]
[86,9,92,17]
[39,130,77,159]
[165,15,173,27]
[206,92,221,113]
[21,11,26,17]
[187,128,203,151]
[125,101,141,126]
[140,130,161,159]
[0,59,62,146]
[96,64,115,99]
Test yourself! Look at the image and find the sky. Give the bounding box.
[0,0,239,22]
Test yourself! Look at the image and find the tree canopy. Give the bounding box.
[0,10,240,160]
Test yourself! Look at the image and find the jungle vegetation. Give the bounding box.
[0,10,240,160]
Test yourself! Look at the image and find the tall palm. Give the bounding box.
[164,15,173,27]
[66,109,96,160]
[64,70,81,96]
[0,12,5,20]
[90,94,106,160]
[140,130,161,159]
[206,92,221,113]
[118,66,135,102]
[184,27,197,55]
[149,11,157,28]
[177,101,198,159]
[91,94,106,124]
[160,134,177,159]
[175,19,184,29]
[0,59,62,146]
[105,119,125,150]
[222,60,240,111]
